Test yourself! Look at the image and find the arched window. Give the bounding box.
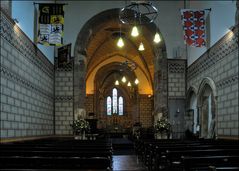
[112,88,117,114]
[106,88,124,115]
[118,97,123,115]
[107,96,112,115]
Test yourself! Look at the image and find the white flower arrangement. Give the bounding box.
[70,119,90,134]
[154,117,171,133]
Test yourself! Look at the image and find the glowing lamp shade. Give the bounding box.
[131,26,139,37]
[127,82,131,87]
[117,37,124,48]
[138,42,145,51]
[115,80,119,85]
[121,76,127,83]
[134,78,139,85]
[154,32,161,43]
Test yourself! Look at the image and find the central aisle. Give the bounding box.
[113,155,147,171]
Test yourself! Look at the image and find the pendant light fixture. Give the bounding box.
[138,42,145,51]
[131,26,139,37]
[127,82,132,87]
[121,76,127,83]
[117,22,124,48]
[153,32,161,43]
[134,78,139,85]
[115,80,119,85]
[117,37,124,48]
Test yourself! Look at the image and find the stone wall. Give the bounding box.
[85,94,94,116]
[168,59,186,98]
[0,10,54,139]
[187,26,238,138]
[0,1,12,17]
[167,59,187,138]
[139,95,153,128]
[54,61,73,135]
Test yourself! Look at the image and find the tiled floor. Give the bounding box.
[113,155,148,171]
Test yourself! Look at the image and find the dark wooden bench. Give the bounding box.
[163,149,239,171]
[209,166,239,171]
[0,138,113,170]
[182,155,239,171]
[133,138,239,171]
[0,156,111,169]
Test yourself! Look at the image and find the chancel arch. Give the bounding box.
[73,8,167,129]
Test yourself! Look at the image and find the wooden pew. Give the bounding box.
[209,166,239,171]
[182,155,239,171]
[0,138,113,170]
[165,149,239,171]
[0,156,111,169]
[133,138,239,171]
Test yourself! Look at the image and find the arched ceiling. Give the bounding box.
[76,9,165,95]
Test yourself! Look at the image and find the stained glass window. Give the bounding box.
[118,96,123,115]
[112,88,117,114]
[106,88,123,115]
[107,96,112,115]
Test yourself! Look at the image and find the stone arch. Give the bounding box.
[73,8,167,124]
[197,77,217,139]
[186,86,198,133]
[186,85,198,109]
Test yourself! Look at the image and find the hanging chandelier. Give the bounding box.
[119,1,158,25]
[115,60,139,86]
[118,1,161,51]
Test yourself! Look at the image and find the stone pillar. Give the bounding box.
[54,60,74,135]
[74,52,86,119]
[153,48,168,118]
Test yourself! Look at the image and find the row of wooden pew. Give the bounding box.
[134,138,239,171]
[0,137,113,170]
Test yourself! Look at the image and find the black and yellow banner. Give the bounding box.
[38,4,64,46]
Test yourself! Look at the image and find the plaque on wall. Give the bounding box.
[57,43,71,67]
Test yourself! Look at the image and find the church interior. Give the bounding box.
[0,1,238,170]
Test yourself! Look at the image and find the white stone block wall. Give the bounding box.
[0,12,54,139]
[187,27,238,138]
[168,60,186,99]
[54,65,73,135]
[167,59,186,138]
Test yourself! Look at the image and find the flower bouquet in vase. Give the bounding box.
[70,119,90,140]
[154,117,171,139]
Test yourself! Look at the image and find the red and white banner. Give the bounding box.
[181,9,207,47]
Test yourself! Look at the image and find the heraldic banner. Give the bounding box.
[181,9,207,47]
[38,4,64,46]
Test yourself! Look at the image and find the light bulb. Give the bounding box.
[121,76,126,83]
[131,26,139,37]
[154,32,161,43]
[134,78,139,85]
[127,82,131,87]
[138,42,145,51]
[115,80,119,85]
[117,37,124,48]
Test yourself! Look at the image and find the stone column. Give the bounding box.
[74,52,86,119]
[153,48,168,118]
